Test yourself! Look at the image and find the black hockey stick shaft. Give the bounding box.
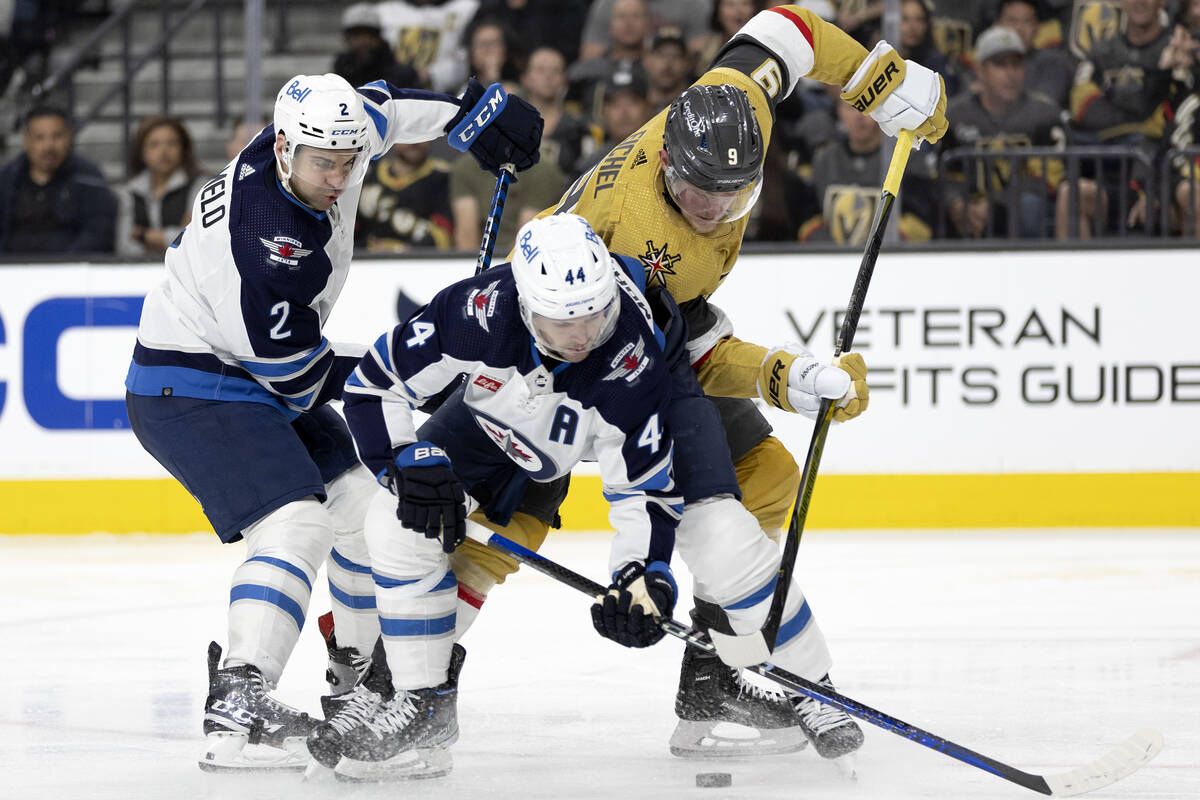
[760,131,914,650]
[472,527,1159,797]
[475,163,515,275]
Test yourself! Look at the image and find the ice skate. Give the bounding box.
[790,675,865,760]
[307,638,394,770]
[669,643,807,758]
[198,641,318,772]
[333,643,465,782]
[317,611,371,695]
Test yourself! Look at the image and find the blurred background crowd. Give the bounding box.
[0,0,1198,259]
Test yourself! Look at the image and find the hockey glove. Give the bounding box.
[383,442,467,553]
[445,78,543,175]
[758,344,869,422]
[591,561,677,648]
[840,41,947,145]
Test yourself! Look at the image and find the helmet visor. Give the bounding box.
[525,297,620,363]
[287,144,370,206]
[664,164,762,228]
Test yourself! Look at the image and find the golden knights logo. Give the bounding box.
[603,336,650,382]
[1069,0,1120,59]
[394,26,442,71]
[932,17,973,65]
[640,240,680,287]
[823,186,878,246]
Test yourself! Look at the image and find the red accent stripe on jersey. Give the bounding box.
[691,348,714,370]
[768,6,814,47]
[458,583,486,609]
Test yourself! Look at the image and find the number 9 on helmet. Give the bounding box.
[510,215,620,364]
[273,73,374,209]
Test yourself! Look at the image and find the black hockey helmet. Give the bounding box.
[661,84,763,226]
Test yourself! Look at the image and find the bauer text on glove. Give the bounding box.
[841,41,948,144]
[382,441,467,553]
[590,561,677,648]
[758,346,869,422]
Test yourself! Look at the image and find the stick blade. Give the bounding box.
[707,629,772,668]
[1044,728,1163,796]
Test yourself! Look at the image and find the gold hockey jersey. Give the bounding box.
[536,6,870,398]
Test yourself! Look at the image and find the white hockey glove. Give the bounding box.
[758,344,869,422]
[841,41,948,145]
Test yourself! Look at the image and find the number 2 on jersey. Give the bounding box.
[269,301,291,339]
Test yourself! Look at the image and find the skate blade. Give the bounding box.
[198,732,310,773]
[669,720,808,759]
[335,747,452,782]
[831,752,858,780]
[303,759,337,782]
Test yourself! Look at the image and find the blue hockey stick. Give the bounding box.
[476,163,514,275]
[464,524,1163,797]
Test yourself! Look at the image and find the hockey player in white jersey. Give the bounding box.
[123,72,543,772]
[308,214,684,780]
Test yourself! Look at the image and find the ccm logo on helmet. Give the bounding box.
[850,61,901,112]
[330,129,359,135]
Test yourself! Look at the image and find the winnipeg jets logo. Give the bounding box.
[478,419,542,470]
[603,337,650,382]
[640,240,680,287]
[260,235,312,268]
[466,280,501,331]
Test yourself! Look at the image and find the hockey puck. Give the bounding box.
[696,772,732,788]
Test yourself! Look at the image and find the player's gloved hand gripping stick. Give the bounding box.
[710,130,916,669]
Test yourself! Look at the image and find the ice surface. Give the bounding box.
[1,529,1196,799]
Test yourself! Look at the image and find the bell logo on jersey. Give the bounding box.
[640,240,680,287]
[260,236,312,268]
[466,280,501,331]
[603,337,649,382]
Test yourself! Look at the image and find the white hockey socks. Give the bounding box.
[324,468,383,654]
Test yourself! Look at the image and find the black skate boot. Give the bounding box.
[789,675,865,759]
[199,641,318,772]
[318,611,371,695]
[670,642,808,757]
[334,643,466,782]
[306,638,394,771]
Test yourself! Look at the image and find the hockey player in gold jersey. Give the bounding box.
[447,4,948,761]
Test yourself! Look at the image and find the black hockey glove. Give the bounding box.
[445,78,543,175]
[384,442,467,553]
[591,560,677,648]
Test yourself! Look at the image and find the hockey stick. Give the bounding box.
[466,524,1163,797]
[475,163,515,275]
[708,130,916,668]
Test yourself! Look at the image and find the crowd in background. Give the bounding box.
[1,0,1199,259]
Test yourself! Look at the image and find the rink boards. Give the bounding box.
[0,249,1196,533]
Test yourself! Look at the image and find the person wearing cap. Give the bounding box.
[645,27,694,109]
[993,0,1074,109]
[940,25,1063,238]
[332,2,419,90]
[573,64,654,175]
[567,0,649,116]
[447,1,947,768]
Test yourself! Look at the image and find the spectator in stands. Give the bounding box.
[578,0,714,64]
[832,1,882,46]
[114,116,207,258]
[898,0,960,97]
[519,45,602,178]
[332,2,420,90]
[224,117,256,162]
[941,25,1063,238]
[994,0,1075,109]
[0,106,115,255]
[574,65,653,176]
[1062,0,1176,237]
[693,0,765,71]
[462,12,523,92]
[568,0,649,120]
[926,0,987,68]
[376,0,480,93]
[644,27,693,108]
[477,0,590,63]
[356,140,455,252]
[799,100,936,244]
[450,140,564,254]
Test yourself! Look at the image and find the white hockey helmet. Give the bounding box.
[273,73,373,202]
[510,214,620,363]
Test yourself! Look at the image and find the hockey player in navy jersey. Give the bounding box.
[304,214,685,780]
[123,72,543,772]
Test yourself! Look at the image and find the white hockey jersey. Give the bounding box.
[342,256,683,573]
[125,82,465,419]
